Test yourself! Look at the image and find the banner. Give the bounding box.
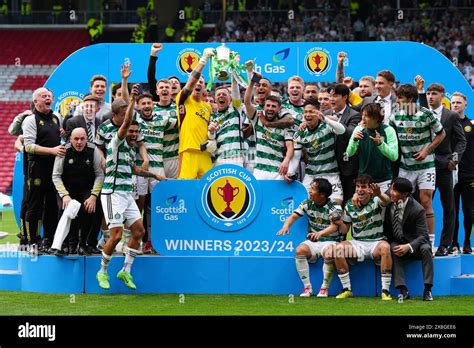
[151,165,308,256]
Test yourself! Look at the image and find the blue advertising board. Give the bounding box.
[151,165,308,256]
[11,42,474,248]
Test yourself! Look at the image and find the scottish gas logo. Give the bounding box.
[155,195,187,221]
[271,196,295,221]
[197,165,262,231]
[272,48,290,62]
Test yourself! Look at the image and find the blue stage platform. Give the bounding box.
[0,252,473,297]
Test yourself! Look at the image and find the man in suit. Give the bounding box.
[325,84,361,203]
[426,83,467,257]
[66,94,102,143]
[384,177,434,301]
[353,70,397,124]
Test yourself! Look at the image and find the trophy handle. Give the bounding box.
[232,187,240,198]
[217,187,224,197]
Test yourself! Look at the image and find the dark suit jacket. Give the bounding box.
[434,108,467,169]
[418,95,467,169]
[352,93,397,112]
[65,115,101,141]
[384,197,430,251]
[325,106,361,176]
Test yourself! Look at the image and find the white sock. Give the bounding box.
[296,256,311,288]
[321,262,335,289]
[429,234,435,249]
[123,229,131,245]
[338,272,351,291]
[382,272,392,291]
[122,247,140,273]
[100,252,112,273]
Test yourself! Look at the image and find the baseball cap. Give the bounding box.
[112,99,128,114]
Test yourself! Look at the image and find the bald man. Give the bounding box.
[51,127,104,255]
[22,87,64,253]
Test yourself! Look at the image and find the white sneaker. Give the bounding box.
[317,288,329,297]
[300,287,313,297]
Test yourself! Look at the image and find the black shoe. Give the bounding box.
[86,246,102,255]
[69,245,78,255]
[399,287,410,300]
[435,246,449,257]
[423,289,433,301]
[463,244,472,254]
[49,248,65,256]
[448,245,459,255]
[78,246,91,256]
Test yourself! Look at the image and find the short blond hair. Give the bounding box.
[288,75,305,87]
[451,92,467,102]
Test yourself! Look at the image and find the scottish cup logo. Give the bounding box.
[197,165,262,232]
[305,47,332,76]
[177,48,202,75]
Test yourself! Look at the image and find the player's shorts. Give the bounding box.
[347,239,384,263]
[101,191,142,229]
[301,240,336,263]
[164,157,179,179]
[253,168,283,180]
[399,167,436,191]
[137,167,166,196]
[303,173,343,202]
[215,155,245,167]
[177,149,212,179]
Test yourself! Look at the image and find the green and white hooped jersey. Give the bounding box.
[343,197,386,241]
[293,122,339,175]
[281,99,304,128]
[102,133,136,194]
[211,105,244,160]
[156,103,179,160]
[250,115,293,173]
[96,118,144,148]
[295,199,342,242]
[135,110,176,168]
[389,106,443,172]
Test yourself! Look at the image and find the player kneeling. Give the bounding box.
[277,178,342,297]
[332,174,393,300]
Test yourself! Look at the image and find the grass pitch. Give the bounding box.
[0,291,472,316]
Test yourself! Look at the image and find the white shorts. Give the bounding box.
[164,157,179,179]
[303,173,343,202]
[399,167,436,191]
[101,191,142,229]
[348,239,384,263]
[215,155,245,167]
[301,240,336,262]
[137,167,165,196]
[253,168,283,180]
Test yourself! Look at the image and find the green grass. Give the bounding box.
[0,291,472,316]
[0,209,20,244]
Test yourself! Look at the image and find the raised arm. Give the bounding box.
[118,86,138,140]
[148,43,162,101]
[121,61,132,103]
[335,51,346,83]
[243,60,257,119]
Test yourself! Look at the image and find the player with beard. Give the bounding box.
[134,90,173,254]
[245,94,294,180]
[176,48,215,179]
[335,51,371,106]
[303,84,318,101]
[208,76,245,166]
[97,86,165,290]
[317,88,333,114]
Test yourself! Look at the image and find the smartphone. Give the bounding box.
[135,83,144,95]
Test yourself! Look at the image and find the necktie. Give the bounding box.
[393,203,403,241]
[86,121,94,143]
